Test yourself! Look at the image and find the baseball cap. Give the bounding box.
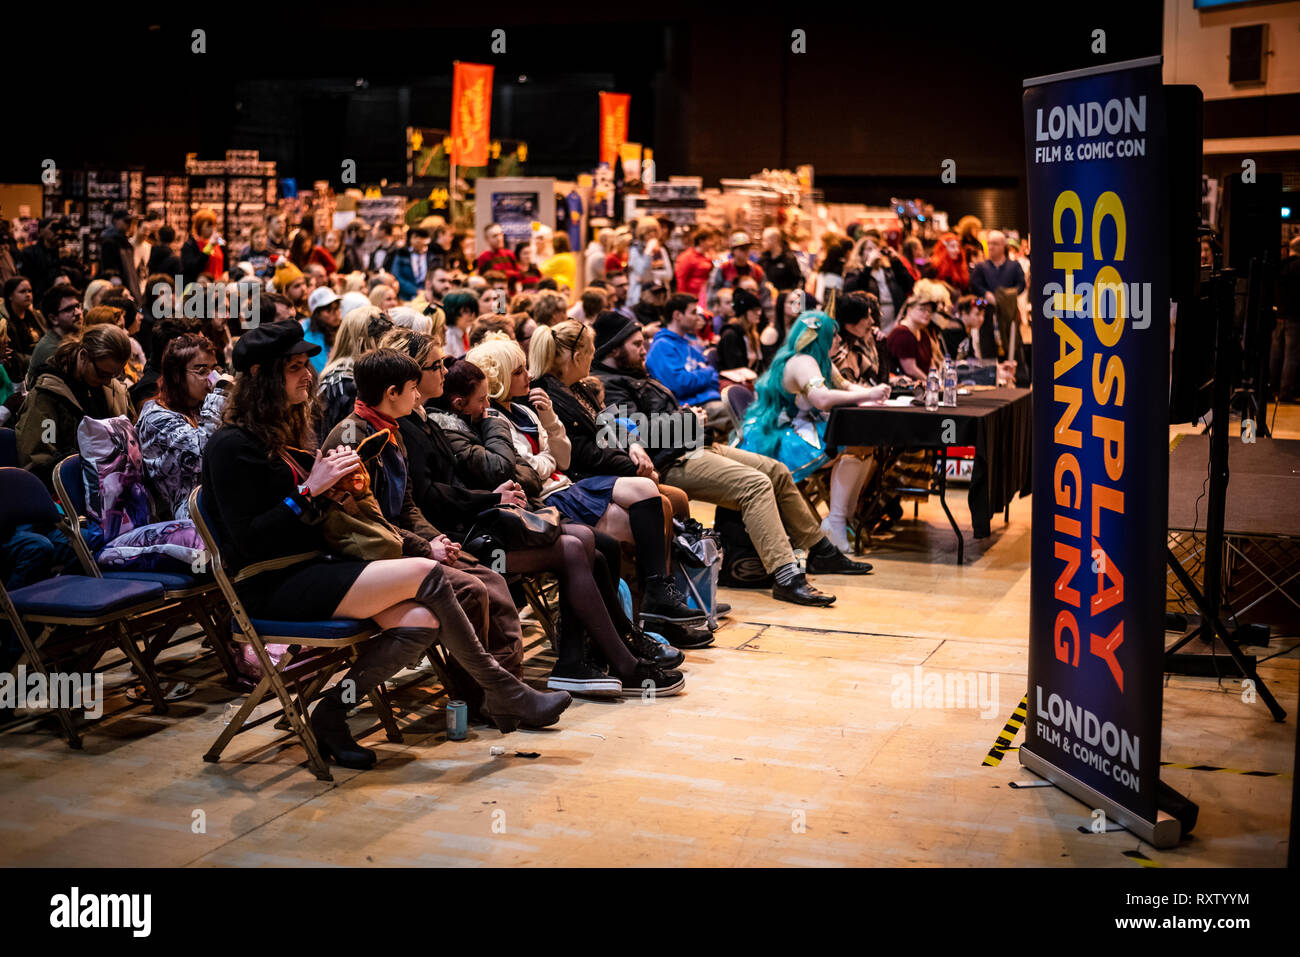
[729,231,752,249]
[308,287,340,314]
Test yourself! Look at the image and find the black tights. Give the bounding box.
[506,525,637,678]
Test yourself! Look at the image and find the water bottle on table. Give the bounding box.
[943,358,957,407]
[925,366,940,411]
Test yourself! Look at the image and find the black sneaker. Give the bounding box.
[640,575,708,624]
[548,660,622,696]
[625,627,685,668]
[715,602,732,616]
[619,660,686,697]
[653,620,716,649]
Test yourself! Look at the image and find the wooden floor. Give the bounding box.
[2,410,1296,868]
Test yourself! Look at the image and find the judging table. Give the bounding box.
[825,387,1033,563]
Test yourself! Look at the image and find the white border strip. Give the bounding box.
[1023,55,1164,89]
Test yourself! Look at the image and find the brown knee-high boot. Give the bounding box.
[414,564,571,732]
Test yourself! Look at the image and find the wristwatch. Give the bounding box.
[296,482,313,500]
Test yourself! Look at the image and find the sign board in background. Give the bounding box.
[473,177,556,259]
[1020,56,1176,844]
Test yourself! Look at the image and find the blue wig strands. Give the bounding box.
[741,310,844,459]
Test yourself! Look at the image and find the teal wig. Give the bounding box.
[741,310,844,459]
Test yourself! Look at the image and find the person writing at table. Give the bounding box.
[885,279,949,381]
[739,310,886,556]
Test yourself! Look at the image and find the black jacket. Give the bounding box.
[199,426,327,574]
[717,322,755,373]
[759,249,802,294]
[844,255,914,307]
[593,362,696,472]
[427,406,542,496]
[180,236,212,286]
[148,244,182,277]
[534,373,638,481]
[18,242,62,299]
[399,406,503,539]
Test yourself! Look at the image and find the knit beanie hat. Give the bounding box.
[273,259,304,292]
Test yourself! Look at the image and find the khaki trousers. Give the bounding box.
[663,443,823,572]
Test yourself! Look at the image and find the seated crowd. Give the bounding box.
[0,203,1024,770]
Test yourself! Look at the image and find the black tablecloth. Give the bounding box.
[825,387,1033,535]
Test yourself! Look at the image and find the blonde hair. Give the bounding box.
[635,216,659,241]
[466,334,527,403]
[527,319,591,380]
[324,306,391,375]
[379,327,440,368]
[369,285,394,308]
[83,279,113,311]
[343,271,367,292]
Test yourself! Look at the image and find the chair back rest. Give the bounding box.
[51,455,103,577]
[0,466,62,533]
[0,428,16,468]
[725,385,756,440]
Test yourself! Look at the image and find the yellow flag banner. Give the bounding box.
[451,62,494,167]
[598,92,630,166]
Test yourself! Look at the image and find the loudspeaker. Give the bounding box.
[1228,24,1268,87]
[1165,85,1203,306]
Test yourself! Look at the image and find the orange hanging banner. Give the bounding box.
[598,92,630,166]
[451,61,494,167]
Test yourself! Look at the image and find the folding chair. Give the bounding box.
[54,455,241,689]
[189,484,428,782]
[515,574,558,646]
[723,384,755,445]
[0,467,168,748]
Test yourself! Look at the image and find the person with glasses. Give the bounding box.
[16,325,132,487]
[135,334,225,520]
[886,280,951,382]
[24,286,85,390]
[316,305,395,441]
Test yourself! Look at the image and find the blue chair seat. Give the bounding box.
[233,617,373,641]
[10,576,165,618]
[103,570,209,591]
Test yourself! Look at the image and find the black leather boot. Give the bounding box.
[310,687,376,770]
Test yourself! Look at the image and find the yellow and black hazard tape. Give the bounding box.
[1159,761,1291,779]
[983,694,1029,766]
[1123,849,1163,868]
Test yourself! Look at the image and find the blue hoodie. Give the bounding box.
[645,327,720,405]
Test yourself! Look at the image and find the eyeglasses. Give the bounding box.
[188,363,216,377]
[57,303,83,316]
[91,360,121,380]
[422,356,453,373]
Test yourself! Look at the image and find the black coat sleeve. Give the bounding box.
[717,327,750,370]
[201,429,325,567]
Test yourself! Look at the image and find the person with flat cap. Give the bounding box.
[200,321,570,771]
[591,310,872,608]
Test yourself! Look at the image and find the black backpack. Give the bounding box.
[714,507,773,589]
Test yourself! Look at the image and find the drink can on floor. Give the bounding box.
[446,700,467,740]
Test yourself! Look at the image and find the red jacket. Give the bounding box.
[475,248,520,281]
[675,247,714,298]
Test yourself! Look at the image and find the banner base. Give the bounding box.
[1019,746,1183,849]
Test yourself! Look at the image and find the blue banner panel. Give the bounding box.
[1022,59,1169,825]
